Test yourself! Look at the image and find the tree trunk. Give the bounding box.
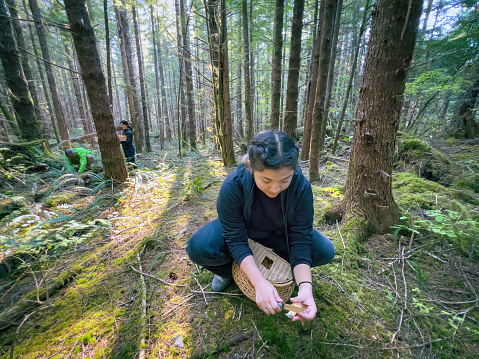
[64,0,128,183]
[29,0,70,149]
[21,0,58,142]
[0,0,41,141]
[5,0,43,135]
[180,0,197,151]
[283,0,305,138]
[104,0,113,109]
[332,0,370,155]
[112,61,123,123]
[132,6,151,152]
[301,0,324,161]
[150,5,164,149]
[158,38,170,145]
[174,0,185,156]
[319,0,342,152]
[339,0,423,236]
[451,64,479,139]
[269,0,284,130]
[0,97,21,138]
[204,0,235,166]
[242,0,253,143]
[114,3,143,152]
[309,0,337,180]
[63,41,94,147]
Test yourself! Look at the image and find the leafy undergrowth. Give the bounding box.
[0,141,478,358]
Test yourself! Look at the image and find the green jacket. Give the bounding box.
[65,148,93,173]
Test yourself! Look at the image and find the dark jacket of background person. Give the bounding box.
[217,162,314,269]
[120,128,134,149]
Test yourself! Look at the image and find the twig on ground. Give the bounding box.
[337,221,346,250]
[137,247,148,359]
[129,266,181,286]
[390,309,404,344]
[193,274,208,305]
[316,341,364,349]
[9,304,53,359]
[190,290,243,297]
[162,294,194,318]
[391,246,408,344]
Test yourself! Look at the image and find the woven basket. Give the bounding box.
[232,239,294,302]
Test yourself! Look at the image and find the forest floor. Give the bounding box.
[0,137,478,358]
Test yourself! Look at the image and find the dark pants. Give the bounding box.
[186,219,335,277]
[123,146,136,167]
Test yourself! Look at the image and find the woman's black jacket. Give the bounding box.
[217,163,314,269]
[121,128,134,149]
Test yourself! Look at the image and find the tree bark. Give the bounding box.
[5,0,43,134]
[339,0,423,236]
[29,0,70,149]
[283,0,305,138]
[301,0,324,161]
[158,38,170,144]
[332,0,370,155]
[63,41,94,147]
[64,0,128,183]
[309,0,337,180]
[204,0,235,166]
[0,0,41,141]
[180,0,197,151]
[451,64,479,139]
[21,0,58,142]
[319,0,343,152]
[242,0,253,143]
[114,3,143,152]
[269,0,284,130]
[104,0,113,109]
[132,5,151,152]
[150,5,164,149]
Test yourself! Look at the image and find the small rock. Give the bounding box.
[173,335,184,348]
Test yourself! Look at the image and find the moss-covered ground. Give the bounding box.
[0,139,478,358]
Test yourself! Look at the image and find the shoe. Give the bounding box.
[211,275,232,292]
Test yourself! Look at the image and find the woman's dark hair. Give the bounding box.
[120,120,133,130]
[247,130,299,171]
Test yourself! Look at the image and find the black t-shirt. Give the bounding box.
[247,184,289,255]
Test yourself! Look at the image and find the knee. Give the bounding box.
[322,239,335,264]
[186,234,202,263]
[311,233,335,267]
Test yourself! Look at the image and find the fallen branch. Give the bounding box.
[129,266,179,286]
[9,304,53,359]
[162,294,194,318]
[191,328,253,358]
[137,249,148,359]
[193,274,208,305]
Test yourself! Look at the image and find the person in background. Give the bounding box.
[64,148,94,173]
[186,130,335,324]
[119,120,137,169]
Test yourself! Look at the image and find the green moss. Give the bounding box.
[393,173,446,210]
[396,137,455,185]
[44,192,76,208]
[453,174,479,193]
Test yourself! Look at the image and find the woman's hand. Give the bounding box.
[255,279,283,315]
[290,284,317,324]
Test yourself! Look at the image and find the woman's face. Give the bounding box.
[120,123,128,130]
[252,165,295,198]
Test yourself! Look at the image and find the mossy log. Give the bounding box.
[70,132,97,142]
[191,328,253,358]
[0,268,82,331]
[0,139,49,152]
